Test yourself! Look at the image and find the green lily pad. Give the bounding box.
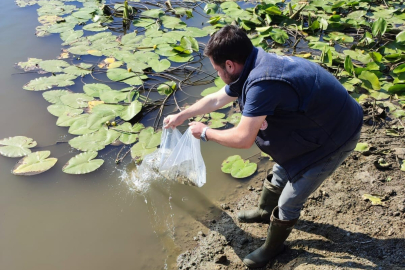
[86,110,115,130]
[60,30,83,44]
[142,9,164,18]
[63,65,92,76]
[168,54,193,63]
[227,113,242,125]
[358,71,380,91]
[119,101,143,121]
[56,111,86,127]
[60,93,93,108]
[17,58,42,72]
[157,81,176,95]
[0,136,37,158]
[62,151,104,174]
[69,131,106,152]
[115,123,144,144]
[83,23,108,32]
[138,127,161,149]
[221,155,243,173]
[68,115,94,135]
[39,60,70,73]
[83,83,112,97]
[354,142,370,152]
[208,119,227,128]
[231,159,257,178]
[23,74,77,91]
[42,90,71,104]
[107,68,144,85]
[99,90,128,103]
[130,142,156,162]
[150,59,171,73]
[47,105,83,117]
[12,151,57,176]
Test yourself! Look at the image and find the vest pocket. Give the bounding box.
[291,131,320,153]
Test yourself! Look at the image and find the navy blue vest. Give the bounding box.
[227,47,363,182]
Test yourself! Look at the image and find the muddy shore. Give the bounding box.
[176,101,405,270]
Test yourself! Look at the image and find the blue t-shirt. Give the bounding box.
[226,81,299,117]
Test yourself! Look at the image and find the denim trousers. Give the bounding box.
[268,131,361,220]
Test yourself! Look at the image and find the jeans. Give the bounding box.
[269,131,361,220]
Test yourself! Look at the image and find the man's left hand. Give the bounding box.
[188,122,207,139]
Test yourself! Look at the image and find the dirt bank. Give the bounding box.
[177,101,405,270]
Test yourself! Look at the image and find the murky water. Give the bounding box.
[0,1,260,269]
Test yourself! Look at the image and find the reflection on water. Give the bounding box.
[0,1,260,269]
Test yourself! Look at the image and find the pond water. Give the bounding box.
[0,1,260,269]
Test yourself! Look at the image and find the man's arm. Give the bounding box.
[189,115,267,149]
[164,86,237,129]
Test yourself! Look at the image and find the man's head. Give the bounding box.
[204,25,253,84]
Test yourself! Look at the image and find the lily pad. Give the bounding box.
[157,81,176,96]
[150,59,171,73]
[83,83,112,97]
[354,142,370,152]
[119,101,143,121]
[0,136,37,158]
[62,151,104,174]
[227,113,242,125]
[38,60,70,73]
[130,142,156,162]
[43,90,71,104]
[47,105,83,117]
[230,159,257,178]
[221,155,243,173]
[83,23,108,32]
[138,127,162,149]
[12,151,57,176]
[23,74,77,91]
[60,93,93,108]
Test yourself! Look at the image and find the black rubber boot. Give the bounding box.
[242,207,298,269]
[237,177,283,223]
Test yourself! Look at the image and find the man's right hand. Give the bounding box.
[163,114,186,129]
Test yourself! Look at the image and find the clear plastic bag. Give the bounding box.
[160,128,206,187]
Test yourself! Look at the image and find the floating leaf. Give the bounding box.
[38,60,70,73]
[231,159,257,178]
[23,74,77,91]
[354,142,370,152]
[62,151,104,174]
[269,28,289,44]
[69,131,107,152]
[157,81,176,96]
[0,136,37,158]
[83,83,112,97]
[17,58,42,72]
[12,151,57,176]
[115,123,143,144]
[107,68,144,85]
[168,54,193,63]
[358,71,380,91]
[221,155,242,173]
[47,105,82,117]
[60,93,93,108]
[138,127,162,149]
[227,113,242,125]
[83,23,108,32]
[142,9,164,18]
[119,101,143,121]
[42,90,71,104]
[372,18,387,37]
[130,142,156,161]
[150,59,171,72]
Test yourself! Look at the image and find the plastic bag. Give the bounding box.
[160,128,206,187]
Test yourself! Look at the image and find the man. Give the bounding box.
[164,25,363,268]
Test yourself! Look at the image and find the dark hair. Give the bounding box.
[204,25,253,68]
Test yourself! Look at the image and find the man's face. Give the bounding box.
[209,58,238,85]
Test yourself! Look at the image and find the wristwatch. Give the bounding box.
[201,127,210,142]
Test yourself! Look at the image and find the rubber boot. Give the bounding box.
[237,176,283,223]
[243,207,298,268]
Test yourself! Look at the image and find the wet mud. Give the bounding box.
[177,101,405,270]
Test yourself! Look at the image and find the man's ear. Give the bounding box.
[225,60,236,73]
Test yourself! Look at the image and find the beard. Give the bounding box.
[223,68,239,84]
